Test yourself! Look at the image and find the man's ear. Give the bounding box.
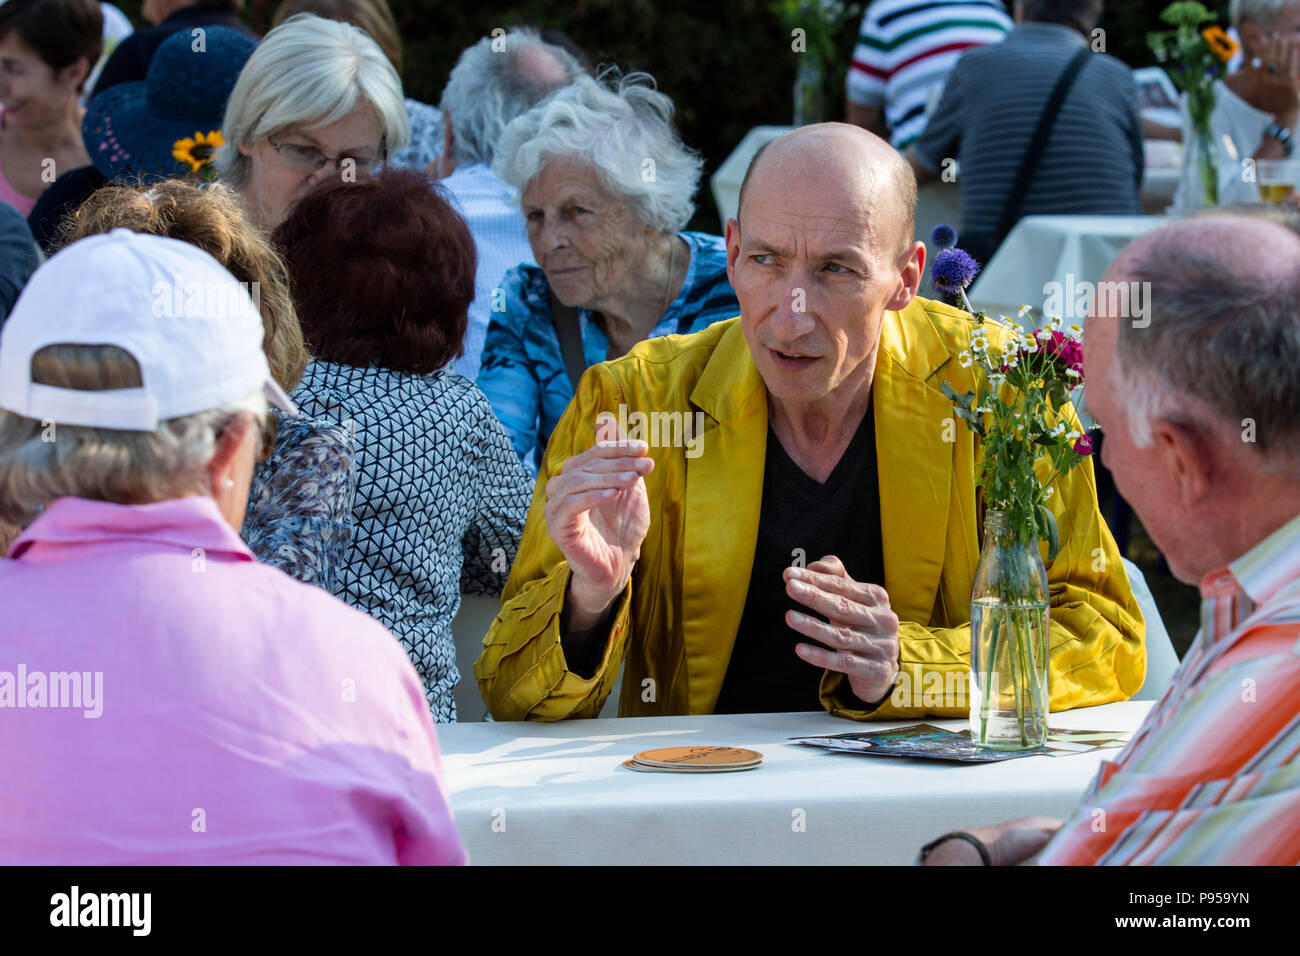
[1154,418,1215,510]
[724,216,740,288]
[886,240,926,312]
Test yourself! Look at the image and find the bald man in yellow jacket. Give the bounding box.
[476,124,1145,722]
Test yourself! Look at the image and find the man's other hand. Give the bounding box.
[785,555,900,704]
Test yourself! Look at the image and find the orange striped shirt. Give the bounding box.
[1038,512,1300,865]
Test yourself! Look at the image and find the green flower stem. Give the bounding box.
[1006,546,1030,748]
[959,288,976,316]
[978,615,1000,745]
[1194,122,1217,206]
[1013,613,1033,747]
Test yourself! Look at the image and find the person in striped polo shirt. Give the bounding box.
[922,208,1300,865]
[845,0,1012,151]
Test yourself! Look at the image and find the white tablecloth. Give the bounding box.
[967,215,1166,325]
[439,700,1152,865]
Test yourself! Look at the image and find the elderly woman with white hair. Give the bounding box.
[1173,0,1300,210]
[0,230,465,864]
[217,11,408,231]
[477,69,739,466]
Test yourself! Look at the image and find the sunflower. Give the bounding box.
[173,130,224,172]
[1202,25,1239,63]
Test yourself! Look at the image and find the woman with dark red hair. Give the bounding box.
[274,167,531,722]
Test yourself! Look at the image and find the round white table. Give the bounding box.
[966,215,1166,326]
[438,700,1152,865]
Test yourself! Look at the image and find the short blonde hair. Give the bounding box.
[0,345,265,525]
[217,13,409,187]
[58,180,309,392]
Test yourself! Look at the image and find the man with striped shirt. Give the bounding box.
[846,0,1012,151]
[922,209,1300,865]
[908,0,1143,265]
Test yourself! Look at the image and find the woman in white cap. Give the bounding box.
[0,229,466,865]
[217,12,409,231]
[61,179,357,591]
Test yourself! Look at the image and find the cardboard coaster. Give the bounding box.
[631,746,763,770]
[621,759,761,774]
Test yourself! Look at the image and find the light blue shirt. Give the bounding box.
[440,163,536,381]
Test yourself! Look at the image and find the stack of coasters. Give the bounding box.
[622,746,763,773]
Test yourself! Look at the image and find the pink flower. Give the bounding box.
[1074,435,1093,456]
[1037,329,1085,378]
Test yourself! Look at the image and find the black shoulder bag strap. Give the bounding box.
[548,285,586,392]
[992,46,1092,249]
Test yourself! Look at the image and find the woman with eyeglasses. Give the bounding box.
[217,12,407,232]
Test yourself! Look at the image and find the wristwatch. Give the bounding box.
[1264,123,1294,157]
[916,831,992,866]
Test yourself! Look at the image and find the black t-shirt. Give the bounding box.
[714,409,885,714]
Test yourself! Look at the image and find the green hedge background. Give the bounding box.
[113,0,1231,231]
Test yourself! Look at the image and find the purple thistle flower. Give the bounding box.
[931,247,980,294]
[930,223,958,249]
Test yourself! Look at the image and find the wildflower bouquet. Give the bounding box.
[929,226,1093,748]
[929,226,1092,554]
[1148,1,1238,207]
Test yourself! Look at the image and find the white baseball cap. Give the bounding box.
[0,228,295,430]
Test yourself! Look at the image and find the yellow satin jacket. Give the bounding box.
[476,297,1146,721]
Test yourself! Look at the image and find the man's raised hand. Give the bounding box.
[545,412,655,632]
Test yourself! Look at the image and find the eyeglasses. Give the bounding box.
[267,135,383,174]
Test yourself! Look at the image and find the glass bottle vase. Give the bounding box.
[969,510,1050,750]
[1189,119,1220,210]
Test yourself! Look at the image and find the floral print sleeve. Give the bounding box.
[242,411,357,591]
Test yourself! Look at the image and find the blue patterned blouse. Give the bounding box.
[477,230,740,466]
[242,410,356,592]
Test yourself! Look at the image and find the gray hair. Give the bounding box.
[0,345,266,525]
[1115,206,1300,472]
[1231,0,1294,30]
[493,68,703,233]
[439,27,584,168]
[217,13,409,188]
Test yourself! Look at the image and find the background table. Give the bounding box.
[967,215,1165,326]
[439,700,1152,865]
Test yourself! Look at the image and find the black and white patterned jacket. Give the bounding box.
[293,361,532,722]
